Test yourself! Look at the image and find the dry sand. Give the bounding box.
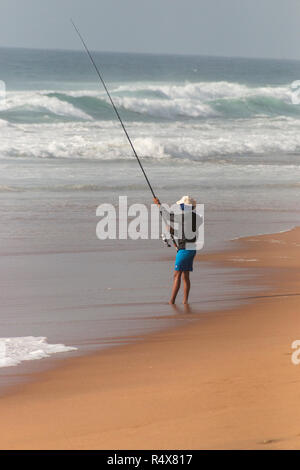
[0,228,300,450]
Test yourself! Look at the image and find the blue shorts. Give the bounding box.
[174,249,196,272]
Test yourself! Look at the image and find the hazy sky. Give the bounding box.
[0,0,300,59]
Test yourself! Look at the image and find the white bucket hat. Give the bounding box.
[176,195,196,206]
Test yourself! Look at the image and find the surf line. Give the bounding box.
[71,20,177,250]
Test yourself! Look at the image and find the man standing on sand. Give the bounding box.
[154,195,201,305]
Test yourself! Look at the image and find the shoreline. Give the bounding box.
[0,230,261,392]
[0,227,299,449]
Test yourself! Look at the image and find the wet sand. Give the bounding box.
[0,227,299,450]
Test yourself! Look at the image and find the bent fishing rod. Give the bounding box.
[71,20,178,250]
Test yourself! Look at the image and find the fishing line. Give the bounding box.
[71,20,178,249]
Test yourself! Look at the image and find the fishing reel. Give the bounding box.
[161,233,171,247]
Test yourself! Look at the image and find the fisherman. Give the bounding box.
[72,25,202,304]
[154,196,201,305]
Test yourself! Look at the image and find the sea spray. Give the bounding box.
[0,337,77,368]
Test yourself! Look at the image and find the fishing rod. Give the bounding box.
[71,20,178,250]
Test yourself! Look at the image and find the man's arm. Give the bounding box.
[153,198,172,231]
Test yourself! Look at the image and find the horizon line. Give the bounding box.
[0,44,299,63]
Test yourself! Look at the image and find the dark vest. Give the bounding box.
[170,211,197,251]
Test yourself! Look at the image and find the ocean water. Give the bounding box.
[1,49,300,208]
[0,48,299,376]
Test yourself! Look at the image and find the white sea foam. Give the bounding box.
[4,91,92,120]
[0,337,77,368]
[0,118,8,126]
[1,116,300,162]
[113,96,217,118]
[114,81,295,104]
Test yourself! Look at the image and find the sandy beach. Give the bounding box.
[0,227,299,450]
[1,0,300,454]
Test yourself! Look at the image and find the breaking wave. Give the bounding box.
[1,91,93,122]
[1,80,300,166]
[1,81,300,124]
